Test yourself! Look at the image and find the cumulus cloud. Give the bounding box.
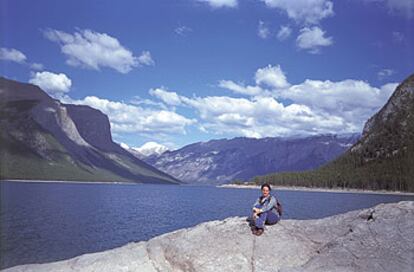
[276,79,397,130]
[0,47,44,70]
[149,64,396,138]
[197,0,238,8]
[63,95,195,136]
[149,88,187,106]
[137,51,154,66]
[217,65,289,96]
[44,29,152,73]
[150,88,349,137]
[29,71,72,97]
[0,47,27,63]
[130,95,168,110]
[219,80,264,96]
[296,26,333,53]
[276,25,292,41]
[255,64,290,89]
[257,21,271,39]
[261,0,334,25]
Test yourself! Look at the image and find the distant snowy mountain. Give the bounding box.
[121,142,169,160]
[142,134,360,185]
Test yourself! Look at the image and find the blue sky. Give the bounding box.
[1,0,413,151]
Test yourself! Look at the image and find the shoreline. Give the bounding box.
[219,184,414,196]
[1,179,139,185]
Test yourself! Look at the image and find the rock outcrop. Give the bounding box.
[4,201,413,272]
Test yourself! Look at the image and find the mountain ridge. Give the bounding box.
[0,77,180,184]
[141,133,360,185]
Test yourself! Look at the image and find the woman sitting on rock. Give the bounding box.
[249,183,281,236]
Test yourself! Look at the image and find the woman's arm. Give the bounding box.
[252,198,260,208]
[258,196,276,213]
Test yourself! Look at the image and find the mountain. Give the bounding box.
[142,134,360,185]
[0,77,180,184]
[122,142,169,160]
[254,73,414,192]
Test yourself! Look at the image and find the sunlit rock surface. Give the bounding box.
[4,201,413,272]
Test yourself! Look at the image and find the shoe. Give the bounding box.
[255,228,264,236]
[251,226,258,235]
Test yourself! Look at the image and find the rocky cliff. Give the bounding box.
[0,77,180,184]
[351,74,414,160]
[3,201,413,272]
[142,134,359,185]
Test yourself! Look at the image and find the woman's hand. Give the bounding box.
[253,208,262,214]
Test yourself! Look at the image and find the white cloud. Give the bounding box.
[0,47,27,63]
[296,26,333,53]
[277,79,397,129]
[377,68,395,80]
[261,0,334,25]
[150,64,397,138]
[255,64,290,89]
[130,95,168,110]
[218,65,289,96]
[137,51,154,66]
[219,80,264,96]
[30,63,44,70]
[63,96,196,136]
[151,89,348,137]
[44,29,151,73]
[149,88,185,106]
[257,21,271,39]
[29,71,72,97]
[197,0,238,8]
[175,25,193,36]
[0,47,44,70]
[277,25,292,41]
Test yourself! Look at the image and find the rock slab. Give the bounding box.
[3,201,414,272]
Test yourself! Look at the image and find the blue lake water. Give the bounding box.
[1,181,413,269]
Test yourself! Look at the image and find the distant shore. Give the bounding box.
[1,179,138,185]
[219,184,414,196]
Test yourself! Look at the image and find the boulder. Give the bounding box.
[3,201,413,272]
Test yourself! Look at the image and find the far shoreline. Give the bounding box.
[219,184,414,196]
[0,179,165,185]
[2,179,413,196]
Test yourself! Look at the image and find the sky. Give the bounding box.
[1,0,413,151]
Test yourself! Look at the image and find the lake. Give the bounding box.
[1,180,413,269]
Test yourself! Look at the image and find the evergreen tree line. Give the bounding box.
[238,137,414,192]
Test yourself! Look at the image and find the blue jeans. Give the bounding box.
[251,204,280,229]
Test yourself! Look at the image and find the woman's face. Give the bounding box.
[261,186,270,197]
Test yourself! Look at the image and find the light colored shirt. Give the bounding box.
[252,195,276,213]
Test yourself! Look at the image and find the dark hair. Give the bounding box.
[261,183,271,191]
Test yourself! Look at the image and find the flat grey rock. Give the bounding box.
[3,201,413,272]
